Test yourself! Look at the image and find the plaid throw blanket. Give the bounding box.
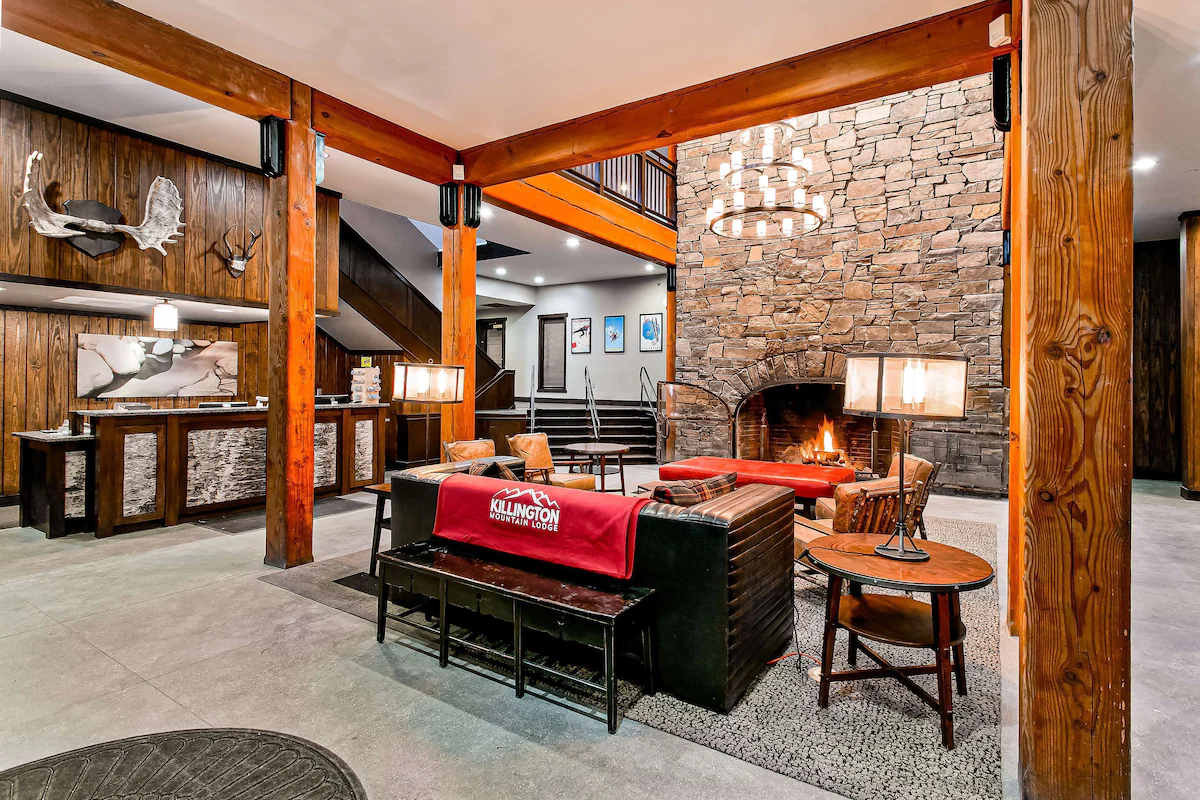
[652,472,738,507]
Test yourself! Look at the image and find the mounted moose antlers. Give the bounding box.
[21,151,185,256]
[222,225,261,277]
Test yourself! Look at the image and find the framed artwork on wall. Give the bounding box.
[76,334,238,398]
[640,313,663,352]
[571,317,591,354]
[604,315,625,353]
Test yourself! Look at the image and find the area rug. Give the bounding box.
[0,729,367,800]
[261,517,1001,800]
[626,516,1001,800]
[197,496,369,534]
[260,552,646,713]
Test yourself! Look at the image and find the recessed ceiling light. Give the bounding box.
[534,276,545,284]
[645,263,655,271]
[481,206,493,219]
[495,267,507,276]
[1133,157,1158,172]
[566,237,580,248]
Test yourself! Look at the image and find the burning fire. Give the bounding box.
[819,418,835,453]
[782,416,851,467]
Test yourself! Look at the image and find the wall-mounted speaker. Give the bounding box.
[993,54,1012,133]
[260,116,285,178]
[439,182,459,227]
[463,184,482,229]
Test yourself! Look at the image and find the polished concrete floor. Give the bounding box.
[0,473,1192,800]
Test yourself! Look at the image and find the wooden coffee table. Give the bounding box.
[804,533,994,749]
[564,442,629,495]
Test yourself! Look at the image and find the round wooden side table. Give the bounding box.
[563,442,629,494]
[804,533,994,749]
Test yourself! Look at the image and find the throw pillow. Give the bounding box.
[466,459,518,481]
[652,472,738,507]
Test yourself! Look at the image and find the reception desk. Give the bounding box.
[56,404,387,537]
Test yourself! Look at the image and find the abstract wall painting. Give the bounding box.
[77,334,238,398]
[571,317,591,354]
[604,315,625,353]
[640,313,663,352]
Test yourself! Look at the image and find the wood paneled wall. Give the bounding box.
[1133,239,1181,479]
[0,97,339,313]
[0,312,360,499]
[239,321,352,401]
[0,309,244,497]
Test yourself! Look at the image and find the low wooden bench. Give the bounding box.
[376,541,656,733]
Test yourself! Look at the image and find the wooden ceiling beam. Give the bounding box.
[1,0,457,184]
[461,0,1013,186]
[483,173,677,266]
[311,92,456,185]
[1,0,292,120]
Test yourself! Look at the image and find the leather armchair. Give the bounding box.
[506,432,595,491]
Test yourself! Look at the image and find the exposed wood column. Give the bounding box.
[1182,211,1200,500]
[665,266,677,382]
[1019,0,1133,798]
[441,187,477,446]
[265,81,317,569]
[1006,47,1026,638]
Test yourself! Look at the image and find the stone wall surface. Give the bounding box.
[674,74,1008,495]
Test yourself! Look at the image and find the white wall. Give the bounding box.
[479,275,667,402]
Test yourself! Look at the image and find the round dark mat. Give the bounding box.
[0,729,368,800]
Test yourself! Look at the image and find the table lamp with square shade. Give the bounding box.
[843,353,969,561]
[393,361,465,465]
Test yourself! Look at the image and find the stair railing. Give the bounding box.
[639,367,662,422]
[528,366,537,432]
[641,367,668,459]
[583,366,600,440]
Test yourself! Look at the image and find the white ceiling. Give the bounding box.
[1133,0,1200,241]
[116,0,967,149]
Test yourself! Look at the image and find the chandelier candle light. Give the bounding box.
[707,120,829,240]
[842,353,970,561]
[393,360,466,466]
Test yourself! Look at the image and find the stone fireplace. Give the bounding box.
[673,74,1009,496]
[734,380,898,475]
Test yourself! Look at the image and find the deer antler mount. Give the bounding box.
[20,151,185,257]
[222,225,261,277]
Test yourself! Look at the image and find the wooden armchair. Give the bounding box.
[794,481,918,560]
[505,433,596,491]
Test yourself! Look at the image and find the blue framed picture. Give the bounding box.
[639,313,663,352]
[604,315,624,353]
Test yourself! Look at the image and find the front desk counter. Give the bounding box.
[63,403,387,537]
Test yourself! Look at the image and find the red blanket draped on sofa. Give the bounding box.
[432,473,652,579]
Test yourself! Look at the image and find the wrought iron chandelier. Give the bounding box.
[706,121,828,239]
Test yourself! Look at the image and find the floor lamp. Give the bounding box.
[393,361,465,465]
[842,353,969,562]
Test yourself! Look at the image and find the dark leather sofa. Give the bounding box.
[390,463,795,713]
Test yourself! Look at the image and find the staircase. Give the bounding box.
[533,404,658,465]
[337,219,514,409]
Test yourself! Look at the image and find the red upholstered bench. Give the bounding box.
[659,457,856,510]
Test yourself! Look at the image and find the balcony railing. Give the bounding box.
[563,147,677,228]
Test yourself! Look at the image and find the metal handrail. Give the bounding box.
[638,367,660,420]
[583,367,600,440]
[528,366,537,432]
